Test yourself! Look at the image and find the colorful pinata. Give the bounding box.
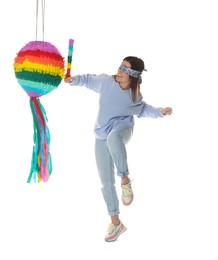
[14,41,65,97]
[13,40,65,183]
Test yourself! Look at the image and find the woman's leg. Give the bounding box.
[107,124,133,178]
[107,124,134,206]
[95,139,120,218]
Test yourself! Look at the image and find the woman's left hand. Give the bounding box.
[162,107,173,116]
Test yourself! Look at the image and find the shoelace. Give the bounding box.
[122,180,134,197]
[107,223,115,234]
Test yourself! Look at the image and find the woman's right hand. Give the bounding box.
[64,76,73,83]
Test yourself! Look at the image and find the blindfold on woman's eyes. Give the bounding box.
[119,64,146,78]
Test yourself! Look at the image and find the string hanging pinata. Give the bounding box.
[13,40,65,183]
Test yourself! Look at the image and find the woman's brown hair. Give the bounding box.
[123,56,145,102]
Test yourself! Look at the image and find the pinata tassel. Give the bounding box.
[27,97,52,183]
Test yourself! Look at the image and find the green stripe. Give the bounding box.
[15,71,62,87]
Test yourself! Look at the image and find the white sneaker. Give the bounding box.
[121,182,134,206]
[105,222,127,242]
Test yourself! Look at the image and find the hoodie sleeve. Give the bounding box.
[69,73,108,93]
[137,102,164,118]
[134,93,164,118]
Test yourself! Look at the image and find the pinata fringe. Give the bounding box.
[27,97,52,183]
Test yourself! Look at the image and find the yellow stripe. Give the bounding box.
[67,63,72,69]
[14,60,65,78]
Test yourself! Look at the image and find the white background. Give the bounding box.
[0,0,218,259]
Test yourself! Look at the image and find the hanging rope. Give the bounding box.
[35,0,45,41]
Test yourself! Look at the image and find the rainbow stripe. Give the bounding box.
[14,41,65,98]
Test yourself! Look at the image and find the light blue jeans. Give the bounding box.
[95,124,133,216]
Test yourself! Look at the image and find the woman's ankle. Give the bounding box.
[111,215,120,225]
[121,176,130,185]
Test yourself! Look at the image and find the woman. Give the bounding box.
[64,56,172,242]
